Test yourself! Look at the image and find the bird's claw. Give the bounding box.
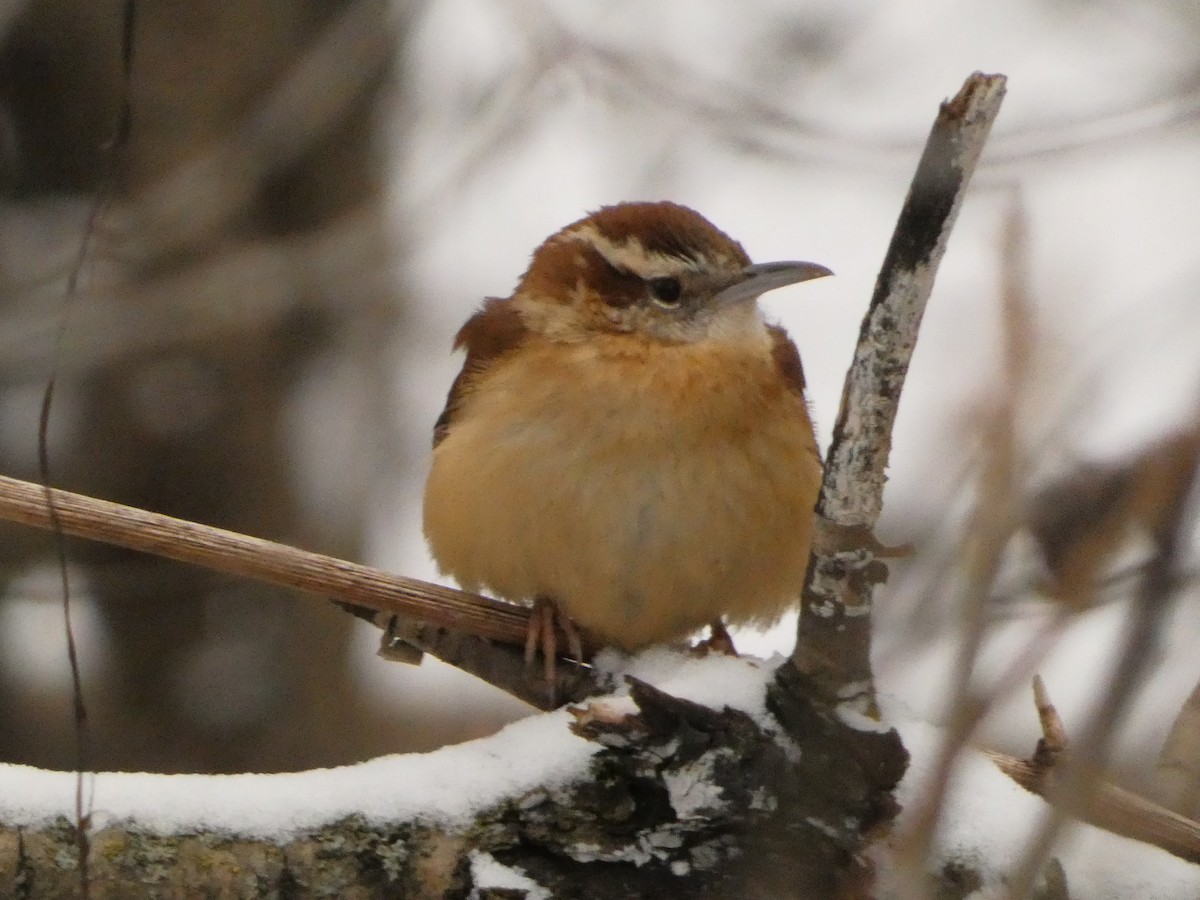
[525,597,583,706]
[693,619,738,656]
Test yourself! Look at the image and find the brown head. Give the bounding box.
[512,201,831,344]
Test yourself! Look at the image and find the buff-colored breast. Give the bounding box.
[422,330,821,649]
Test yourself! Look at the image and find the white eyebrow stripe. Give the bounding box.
[565,224,703,278]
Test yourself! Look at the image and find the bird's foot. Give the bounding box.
[524,596,584,705]
[693,619,738,656]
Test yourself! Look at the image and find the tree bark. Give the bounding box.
[0,672,906,899]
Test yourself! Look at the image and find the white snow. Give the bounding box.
[0,649,775,842]
[0,704,596,840]
[882,716,1200,899]
[468,850,550,900]
[594,645,784,727]
[4,650,1198,898]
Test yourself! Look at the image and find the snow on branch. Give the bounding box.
[4,660,1197,898]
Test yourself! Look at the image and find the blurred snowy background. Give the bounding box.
[0,0,1198,803]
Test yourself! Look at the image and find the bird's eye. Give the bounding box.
[646,277,682,308]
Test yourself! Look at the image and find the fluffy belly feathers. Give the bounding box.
[422,337,821,649]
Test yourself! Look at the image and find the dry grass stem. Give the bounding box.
[895,170,1033,899]
[0,473,579,655]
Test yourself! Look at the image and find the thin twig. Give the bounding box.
[0,210,392,383]
[0,473,584,656]
[418,3,1200,194]
[897,190,1038,887]
[1006,436,1200,899]
[1031,674,1068,759]
[40,6,139,895]
[989,748,1200,866]
[987,677,1200,867]
[792,72,1008,708]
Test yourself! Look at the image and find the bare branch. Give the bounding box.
[792,72,1007,705]
[0,210,393,382]
[897,192,1045,888]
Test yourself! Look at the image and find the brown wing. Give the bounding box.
[432,297,529,447]
[768,323,823,475]
[767,323,806,396]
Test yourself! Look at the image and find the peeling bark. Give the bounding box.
[0,666,908,899]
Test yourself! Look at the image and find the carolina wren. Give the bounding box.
[423,201,829,679]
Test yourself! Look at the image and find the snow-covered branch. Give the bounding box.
[3,655,1196,897]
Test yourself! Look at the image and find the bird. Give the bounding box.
[423,201,829,688]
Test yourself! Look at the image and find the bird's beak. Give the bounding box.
[713,261,833,307]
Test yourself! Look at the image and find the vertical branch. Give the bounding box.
[37,9,137,896]
[901,192,1043,872]
[792,72,1008,708]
